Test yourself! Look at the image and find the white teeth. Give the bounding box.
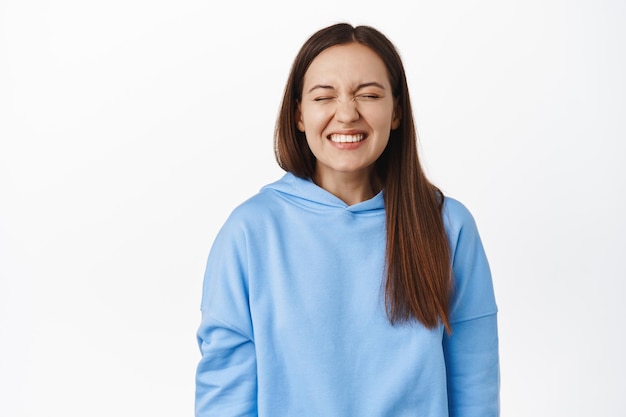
[329,134,365,143]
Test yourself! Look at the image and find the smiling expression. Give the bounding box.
[297,42,401,187]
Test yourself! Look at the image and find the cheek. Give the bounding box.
[360,103,396,128]
[365,113,395,133]
[302,109,331,134]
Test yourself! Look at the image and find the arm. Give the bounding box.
[443,314,499,417]
[443,199,500,416]
[195,218,257,417]
[195,314,257,416]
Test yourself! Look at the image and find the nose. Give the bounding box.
[335,98,360,123]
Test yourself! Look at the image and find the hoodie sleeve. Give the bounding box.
[195,216,257,417]
[442,199,500,417]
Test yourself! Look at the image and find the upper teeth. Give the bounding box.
[330,134,365,143]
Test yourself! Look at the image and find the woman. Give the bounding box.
[196,23,499,416]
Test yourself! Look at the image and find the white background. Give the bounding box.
[1,0,625,415]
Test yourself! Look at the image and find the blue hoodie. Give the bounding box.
[195,173,499,417]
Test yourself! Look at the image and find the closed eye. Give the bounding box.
[357,94,381,99]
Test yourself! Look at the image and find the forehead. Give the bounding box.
[303,42,390,88]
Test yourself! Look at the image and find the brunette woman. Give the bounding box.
[196,22,499,417]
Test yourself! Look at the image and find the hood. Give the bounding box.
[261,172,385,214]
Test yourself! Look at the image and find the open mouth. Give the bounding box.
[328,133,366,143]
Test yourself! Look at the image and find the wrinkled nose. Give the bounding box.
[335,99,360,123]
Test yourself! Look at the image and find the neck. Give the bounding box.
[313,169,380,206]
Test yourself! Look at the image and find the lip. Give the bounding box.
[327,130,368,142]
[327,129,367,138]
[326,130,368,150]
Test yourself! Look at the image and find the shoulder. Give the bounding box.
[205,187,283,270]
[442,196,478,235]
[230,189,279,219]
[442,197,497,322]
[217,186,286,240]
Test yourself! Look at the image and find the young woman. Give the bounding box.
[195,23,499,417]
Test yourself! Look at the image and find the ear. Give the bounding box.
[296,102,305,132]
[391,101,401,130]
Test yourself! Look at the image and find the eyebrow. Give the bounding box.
[307,81,386,94]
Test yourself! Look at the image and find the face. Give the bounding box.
[297,42,401,186]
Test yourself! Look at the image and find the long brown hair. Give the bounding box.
[274,23,452,331]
